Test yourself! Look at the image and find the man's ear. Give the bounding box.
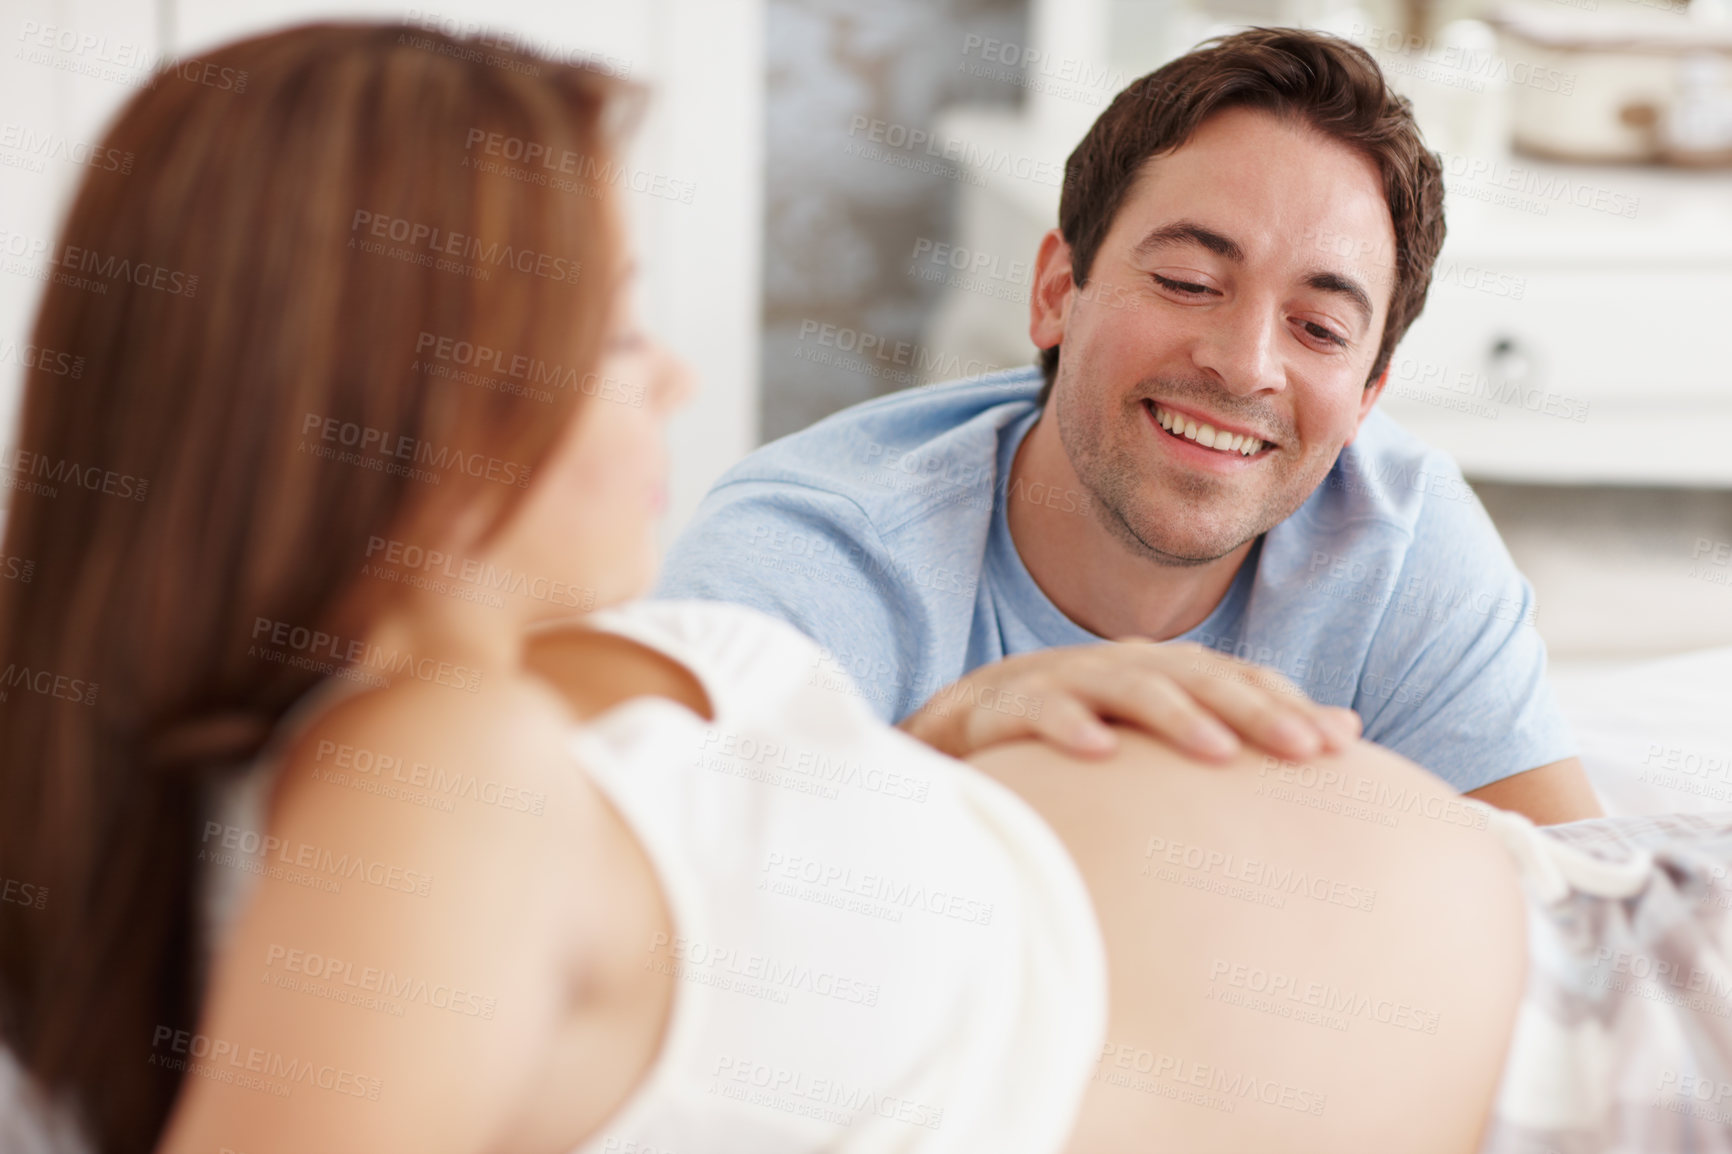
[1029,229,1075,353]
[1343,364,1390,447]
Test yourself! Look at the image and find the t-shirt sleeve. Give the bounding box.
[1353,499,1578,794]
[654,479,931,723]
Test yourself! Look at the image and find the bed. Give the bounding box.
[1552,646,1732,817]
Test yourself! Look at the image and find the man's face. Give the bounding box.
[1032,105,1398,565]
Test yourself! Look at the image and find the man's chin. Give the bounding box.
[1112,517,1260,567]
[1147,538,1254,567]
[1086,462,1279,564]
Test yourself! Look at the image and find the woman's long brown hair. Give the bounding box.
[0,24,632,1152]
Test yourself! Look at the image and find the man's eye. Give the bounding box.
[1152,274,1213,297]
[1303,321,1347,348]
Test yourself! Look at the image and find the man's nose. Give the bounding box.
[1191,298,1284,396]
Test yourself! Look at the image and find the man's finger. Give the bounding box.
[1066,668,1240,761]
[1026,693,1118,756]
[1177,667,1328,759]
[1325,705,1363,743]
[944,685,1112,758]
[1176,651,1358,752]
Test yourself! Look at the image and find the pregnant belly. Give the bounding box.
[967,730,1526,1154]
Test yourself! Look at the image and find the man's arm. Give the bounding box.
[1335,443,1583,813]
[1465,756,1603,824]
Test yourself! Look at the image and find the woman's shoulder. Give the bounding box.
[280,666,580,798]
[260,668,597,921]
[167,673,635,1151]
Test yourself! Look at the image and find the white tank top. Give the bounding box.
[194,598,1107,1153]
[565,599,1107,1153]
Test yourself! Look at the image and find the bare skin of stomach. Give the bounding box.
[966,729,1529,1154]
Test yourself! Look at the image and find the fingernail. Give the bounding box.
[1273,717,1320,754]
[1197,723,1238,758]
[1077,724,1116,752]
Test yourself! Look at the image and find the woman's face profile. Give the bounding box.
[492,258,695,618]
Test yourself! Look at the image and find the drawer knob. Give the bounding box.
[1487,335,1537,392]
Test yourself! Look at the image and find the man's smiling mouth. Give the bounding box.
[1146,401,1273,457]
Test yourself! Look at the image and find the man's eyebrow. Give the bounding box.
[1304,270,1375,327]
[1131,221,1244,263]
[1133,220,1377,327]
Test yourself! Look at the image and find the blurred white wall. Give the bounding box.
[0,0,763,541]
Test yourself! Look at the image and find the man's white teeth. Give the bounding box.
[1153,403,1263,456]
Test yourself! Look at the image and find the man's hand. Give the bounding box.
[898,640,1362,761]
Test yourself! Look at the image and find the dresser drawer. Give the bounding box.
[1389,268,1732,409]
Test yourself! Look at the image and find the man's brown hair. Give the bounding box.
[1037,26,1445,404]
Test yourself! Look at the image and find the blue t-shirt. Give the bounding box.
[657,367,1576,792]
